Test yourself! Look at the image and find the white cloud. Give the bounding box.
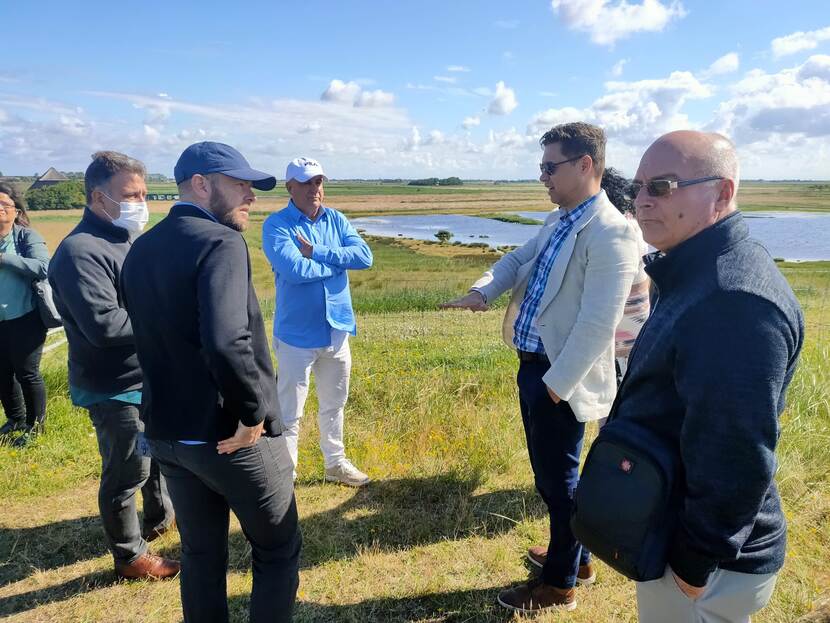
[488,81,518,115]
[403,126,422,151]
[6,55,830,181]
[425,130,445,145]
[528,71,712,143]
[611,58,628,77]
[321,79,394,108]
[772,26,830,58]
[356,89,395,107]
[447,65,470,72]
[321,79,362,103]
[434,75,457,84]
[551,0,686,46]
[708,55,830,145]
[704,52,740,77]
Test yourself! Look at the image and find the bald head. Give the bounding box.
[634,130,740,252]
[649,131,740,203]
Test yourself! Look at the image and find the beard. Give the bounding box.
[208,187,247,232]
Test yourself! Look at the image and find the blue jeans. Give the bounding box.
[517,360,589,588]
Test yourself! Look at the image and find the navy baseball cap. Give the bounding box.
[174,141,277,191]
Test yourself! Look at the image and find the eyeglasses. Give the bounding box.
[539,154,586,176]
[0,204,17,213]
[626,176,724,200]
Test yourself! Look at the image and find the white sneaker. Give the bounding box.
[324,460,370,487]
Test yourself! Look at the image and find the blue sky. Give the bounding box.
[2,1,829,179]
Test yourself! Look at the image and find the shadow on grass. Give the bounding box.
[0,568,118,618]
[292,473,544,569]
[227,585,512,623]
[0,515,107,587]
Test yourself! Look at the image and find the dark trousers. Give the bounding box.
[148,435,301,623]
[87,400,173,563]
[0,311,47,427]
[517,360,589,588]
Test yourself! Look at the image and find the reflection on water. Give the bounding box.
[350,210,830,261]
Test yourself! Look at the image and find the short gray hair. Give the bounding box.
[693,133,741,200]
[84,151,146,204]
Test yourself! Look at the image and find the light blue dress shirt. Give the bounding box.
[262,201,373,349]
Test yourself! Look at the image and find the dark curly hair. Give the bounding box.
[601,167,633,214]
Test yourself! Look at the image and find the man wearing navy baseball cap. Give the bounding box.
[262,157,373,486]
[122,142,300,622]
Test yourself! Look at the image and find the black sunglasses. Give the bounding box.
[625,176,724,200]
[539,154,586,176]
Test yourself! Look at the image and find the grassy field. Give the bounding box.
[1,190,828,622]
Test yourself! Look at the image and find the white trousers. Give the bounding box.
[274,331,351,470]
[636,566,778,623]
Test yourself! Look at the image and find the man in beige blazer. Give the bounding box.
[442,122,640,614]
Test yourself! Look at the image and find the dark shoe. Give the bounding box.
[527,546,597,585]
[10,425,41,448]
[497,577,577,613]
[143,519,176,543]
[115,553,180,580]
[0,420,26,436]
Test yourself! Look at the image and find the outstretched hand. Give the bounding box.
[217,421,264,454]
[439,291,489,312]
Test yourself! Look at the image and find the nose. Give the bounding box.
[633,187,652,212]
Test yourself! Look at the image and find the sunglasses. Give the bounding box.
[539,154,586,176]
[625,176,724,200]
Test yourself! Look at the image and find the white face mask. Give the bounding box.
[102,193,149,233]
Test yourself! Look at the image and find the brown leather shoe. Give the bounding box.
[527,545,597,585]
[497,578,577,613]
[115,553,180,580]
[143,519,176,543]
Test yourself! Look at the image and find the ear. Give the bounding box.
[90,188,106,211]
[715,178,736,212]
[581,154,594,176]
[191,174,210,200]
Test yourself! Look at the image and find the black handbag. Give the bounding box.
[12,228,62,329]
[570,433,678,582]
[32,279,63,329]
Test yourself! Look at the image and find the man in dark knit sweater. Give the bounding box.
[600,131,804,622]
[48,151,178,580]
[121,142,300,623]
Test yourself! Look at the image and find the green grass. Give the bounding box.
[145,182,527,198]
[0,205,828,621]
[479,213,544,225]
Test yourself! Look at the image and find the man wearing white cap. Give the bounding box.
[262,157,373,486]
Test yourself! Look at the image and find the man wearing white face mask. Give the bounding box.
[49,151,178,580]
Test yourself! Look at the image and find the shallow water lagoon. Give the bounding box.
[351,210,830,261]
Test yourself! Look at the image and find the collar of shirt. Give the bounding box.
[174,201,218,223]
[557,192,599,228]
[287,200,328,224]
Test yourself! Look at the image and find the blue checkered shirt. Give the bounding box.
[513,194,598,354]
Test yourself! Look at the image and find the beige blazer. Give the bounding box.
[473,190,640,422]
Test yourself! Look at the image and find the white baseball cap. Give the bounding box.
[285,157,328,182]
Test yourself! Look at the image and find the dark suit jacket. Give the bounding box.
[121,203,281,441]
